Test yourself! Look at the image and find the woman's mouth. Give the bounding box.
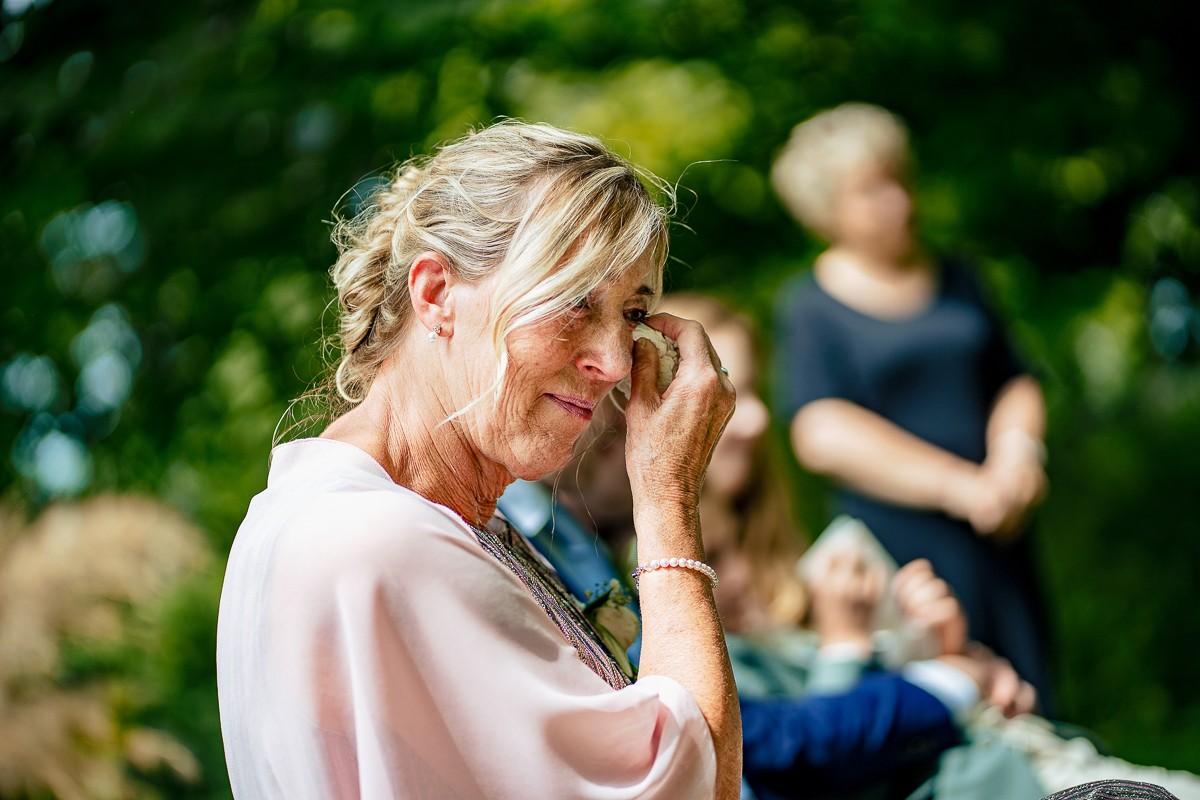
[546,394,595,421]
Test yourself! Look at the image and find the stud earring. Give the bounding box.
[427,324,443,342]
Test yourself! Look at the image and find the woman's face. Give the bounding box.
[454,260,658,482]
[705,323,769,500]
[830,157,915,258]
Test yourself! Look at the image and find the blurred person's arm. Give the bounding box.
[888,556,1038,719]
[804,547,887,693]
[978,375,1048,538]
[791,395,1047,538]
[791,398,987,523]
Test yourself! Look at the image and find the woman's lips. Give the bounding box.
[546,394,595,421]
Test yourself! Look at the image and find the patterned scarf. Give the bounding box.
[471,516,632,690]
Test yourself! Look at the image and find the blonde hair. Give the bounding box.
[770,103,909,239]
[329,120,672,411]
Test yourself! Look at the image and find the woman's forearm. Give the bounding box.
[980,376,1049,532]
[790,398,978,515]
[633,502,742,800]
[986,375,1046,454]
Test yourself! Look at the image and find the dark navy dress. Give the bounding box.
[774,261,1055,710]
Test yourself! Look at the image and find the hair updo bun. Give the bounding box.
[328,163,427,402]
[321,120,673,422]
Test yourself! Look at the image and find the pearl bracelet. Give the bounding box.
[632,558,719,587]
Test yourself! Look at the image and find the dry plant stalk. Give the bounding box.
[0,495,211,799]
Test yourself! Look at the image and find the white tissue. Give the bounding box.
[616,324,679,397]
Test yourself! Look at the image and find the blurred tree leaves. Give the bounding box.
[3,0,1199,794]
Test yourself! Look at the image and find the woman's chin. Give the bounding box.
[507,446,575,482]
[509,463,559,482]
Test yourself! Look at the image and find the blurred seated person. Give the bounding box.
[769,103,1055,710]
[519,292,1200,800]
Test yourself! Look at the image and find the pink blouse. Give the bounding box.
[216,438,716,799]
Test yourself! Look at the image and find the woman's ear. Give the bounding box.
[409,251,455,338]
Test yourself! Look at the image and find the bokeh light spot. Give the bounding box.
[0,20,24,62]
[12,416,93,498]
[1,354,64,413]
[289,103,341,155]
[40,201,146,297]
[58,50,95,98]
[77,351,134,413]
[32,430,93,497]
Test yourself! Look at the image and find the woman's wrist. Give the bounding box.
[630,493,704,560]
[633,557,719,588]
[937,461,981,522]
[987,429,1047,466]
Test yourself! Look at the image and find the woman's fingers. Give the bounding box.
[899,574,947,610]
[893,558,933,588]
[893,560,969,655]
[623,313,734,512]
[988,657,1022,715]
[893,560,945,613]
[642,313,725,386]
[628,336,663,407]
[973,460,1048,541]
[956,643,1037,717]
[1013,679,1038,717]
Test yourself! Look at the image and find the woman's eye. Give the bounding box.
[626,308,648,325]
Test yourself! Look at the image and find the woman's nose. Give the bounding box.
[577,320,632,383]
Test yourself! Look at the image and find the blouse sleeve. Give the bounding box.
[773,275,857,422]
[220,488,716,800]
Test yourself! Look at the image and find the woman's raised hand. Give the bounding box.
[622,313,735,524]
[621,312,743,800]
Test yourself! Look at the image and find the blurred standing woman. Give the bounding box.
[770,104,1055,710]
[216,121,741,799]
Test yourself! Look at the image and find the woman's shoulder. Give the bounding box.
[239,439,478,571]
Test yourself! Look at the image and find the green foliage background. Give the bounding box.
[2,0,1198,795]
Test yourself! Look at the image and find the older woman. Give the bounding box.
[216,122,741,799]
